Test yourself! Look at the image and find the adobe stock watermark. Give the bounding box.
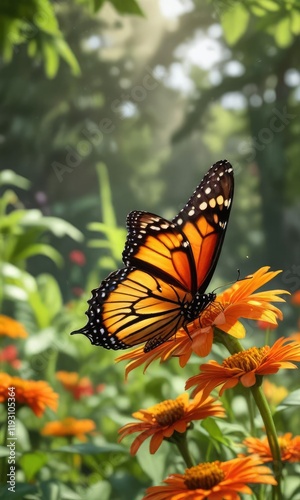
[6,386,17,493]
[238,106,296,162]
[282,264,300,293]
[52,66,160,183]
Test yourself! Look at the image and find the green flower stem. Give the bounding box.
[214,328,282,500]
[214,328,245,354]
[250,384,282,500]
[168,431,194,468]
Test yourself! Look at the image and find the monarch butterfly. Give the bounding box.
[71,160,234,352]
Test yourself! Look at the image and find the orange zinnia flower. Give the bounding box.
[186,337,300,398]
[41,417,95,441]
[0,373,58,416]
[116,267,288,377]
[142,457,276,500]
[118,392,225,455]
[243,433,300,463]
[0,315,28,339]
[56,371,94,399]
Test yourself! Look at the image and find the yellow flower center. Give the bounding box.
[151,398,185,426]
[184,462,225,490]
[278,436,289,454]
[222,346,269,371]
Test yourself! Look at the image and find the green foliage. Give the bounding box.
[93,0,144,15]
[0,170,82,329]
[87,163,126,273]
[0,0,143,78]
[0,0,80,77]
[218,0,300,47]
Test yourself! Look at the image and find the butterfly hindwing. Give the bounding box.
[73,266,190,350]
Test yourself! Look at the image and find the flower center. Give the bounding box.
[151,398,185,426]
[278,436,289,454]
[222,346,269,371]
[184,462,225,490]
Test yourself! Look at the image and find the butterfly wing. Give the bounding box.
[71,266,190,351]
[123,211,195,291]
[173,159,234,294]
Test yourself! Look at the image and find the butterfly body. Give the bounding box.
[71,160,234,352]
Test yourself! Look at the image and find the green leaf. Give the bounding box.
[16,243,63,267]
[32,0,60,36]
[96,163,117,228]
[93,0,106,11]
[273,16,293,47]
[276,389,300,412]
[19,451,49,481]
[3,284,28,301]
[42,39,60,79]
[86,481,111,500]
[201,418,230,446]
[37,273,63,317]
[0,208,28,230]
[250,5,267,16]
[27,39,38,58]
[25,327,57,355]
[1,263,37,293]
[0,446,10,457]
[20,213,83,240]
[109,0,144,16]
[291,10,300,34]
[40,480,62,500]
[56,443,126,455]
[221,3,250,45]
[0,169,30,189]
[136,441,167,482]
[55,38,81,76]
[258,0,280,11]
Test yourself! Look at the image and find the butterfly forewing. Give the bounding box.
[123,212,195,291]
[173,160,234,293]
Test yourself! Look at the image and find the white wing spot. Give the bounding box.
[188,208,195,216]
[199,201,208,210]
[205,187,211,194]
[177,218,183,225]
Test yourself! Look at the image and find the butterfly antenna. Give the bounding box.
[211,269,251,295]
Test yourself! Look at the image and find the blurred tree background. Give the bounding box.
[1,2,300,499]
[1,0,300,296]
